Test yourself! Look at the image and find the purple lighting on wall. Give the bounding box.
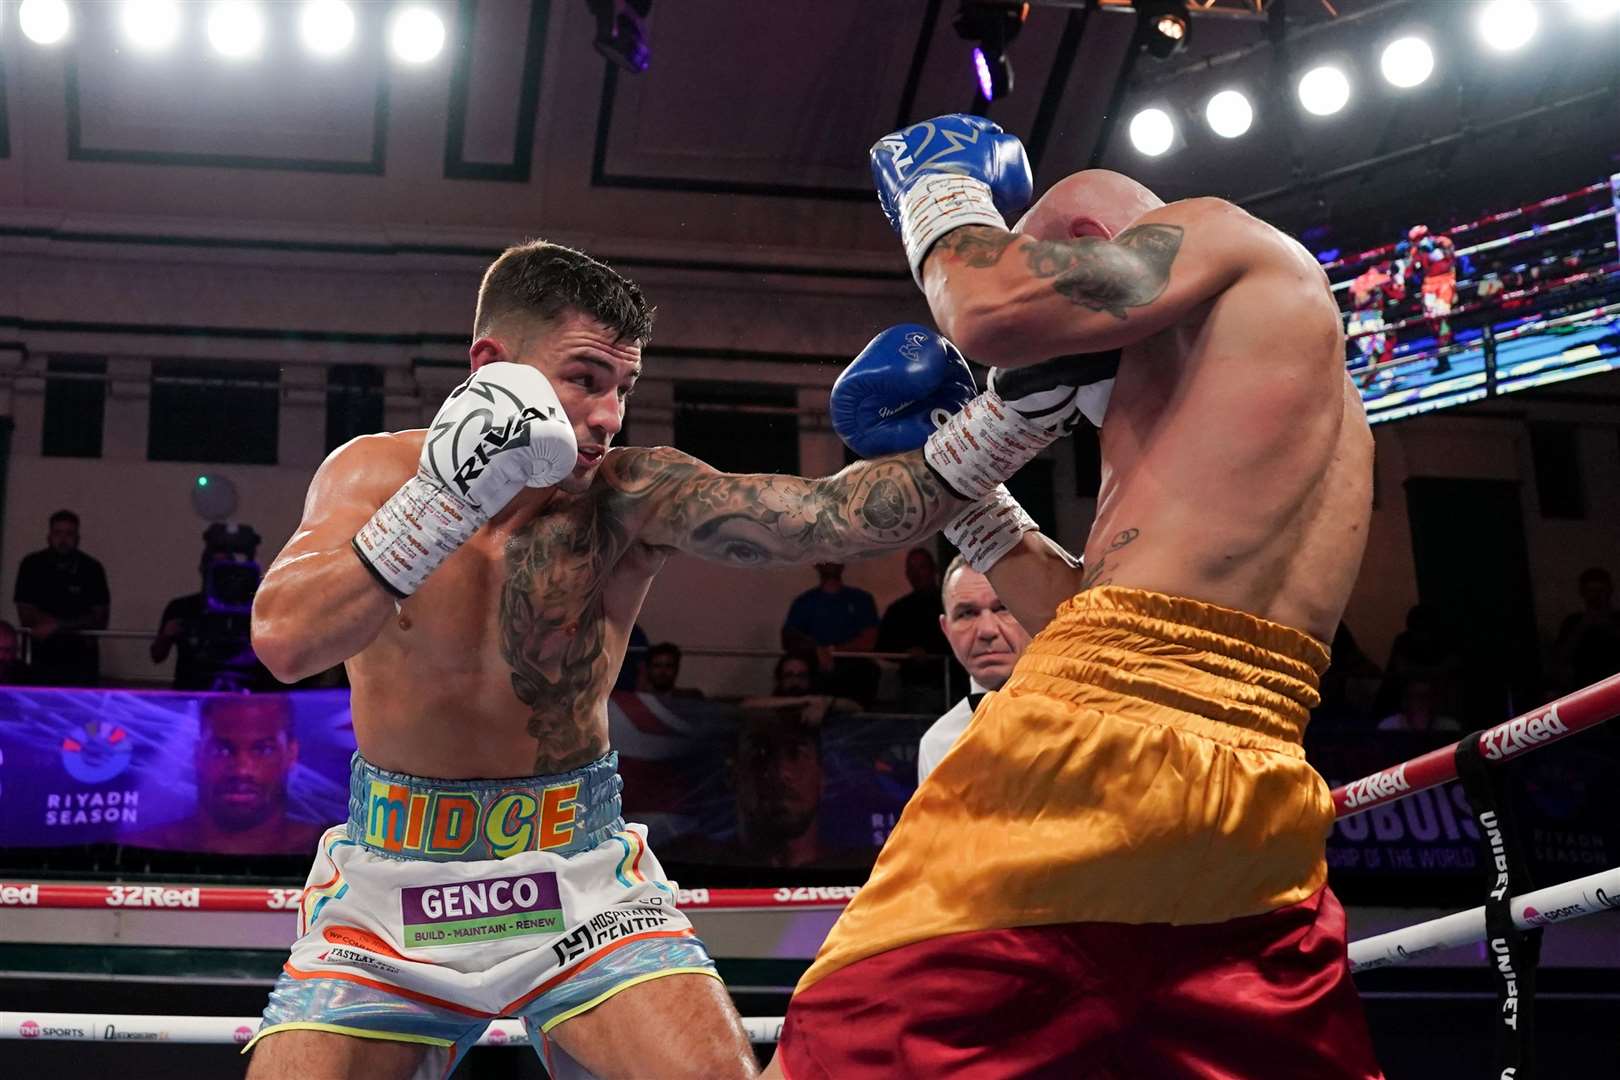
[973,47,994,100]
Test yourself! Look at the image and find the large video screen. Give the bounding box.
[1333,176,1620,424]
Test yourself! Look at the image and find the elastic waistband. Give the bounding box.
[348,752,624,862]
[1008,586,1330,751]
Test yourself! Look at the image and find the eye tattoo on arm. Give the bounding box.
[603,448,964,567]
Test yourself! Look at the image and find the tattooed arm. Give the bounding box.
[600,446,969,566]
[920,197,1275,368]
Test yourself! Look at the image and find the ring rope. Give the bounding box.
[1321,180,1612,275]
[1344,261,1619,344]
[1330,672,1620,819]
[1332,203,1618,295]
[0,881,856,913]
[0,1011,786,1046]
[1348,864,1620,973]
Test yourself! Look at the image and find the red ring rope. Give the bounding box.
[1331,673,1620,818]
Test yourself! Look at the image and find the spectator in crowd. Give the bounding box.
[642,642,704,699]
[1315,621,1383,730]
[126,696,326,856]
[918,557,1033,784]
[1378,604,1463,712]
[151,547,218,691]
[0,620,21,684]
[614,622,650,692]
[774,651,816,696]
[876,547,957,715]
[1376,673,1461,736]
[13,509,109,686]
[1554,567,1620,694]
[782,563,880,706]
[151,527,271,691]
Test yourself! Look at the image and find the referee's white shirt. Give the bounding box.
[917,677,990,784]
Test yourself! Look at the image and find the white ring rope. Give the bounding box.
[0,1012,786,1046]
[3,864,1616,1045]
[1348,865,1620,973]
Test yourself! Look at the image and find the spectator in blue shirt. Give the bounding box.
[782,563,881,706]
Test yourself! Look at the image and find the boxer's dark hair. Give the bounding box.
[475,239,654,346]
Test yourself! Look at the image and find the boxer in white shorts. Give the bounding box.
[246,241,1010,1078]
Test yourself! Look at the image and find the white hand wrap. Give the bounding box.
[352,473,489,599]
[898,174,1006,286]
[924,391,1061,502]
[944,485,1038,574]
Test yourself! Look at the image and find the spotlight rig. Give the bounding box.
[587,0,652,74]
[1138,0,1191,60]
[955,1,1029,104]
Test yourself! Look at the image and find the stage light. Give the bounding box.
[301,0,355,57]
[1139,0,1190,60]
[1297,65,1351,117]
[121,0,181,52]
[1204,90,1252,139]
[1569,0,1620,20]
[19,0,71,46]
[391,6,446,63]
[1129,108,1175,157]
[1478,0,1538,52]
[208,2,264,59]
[955,2,1026,103]
[1380,36,1434,89]
[588,0,653,74]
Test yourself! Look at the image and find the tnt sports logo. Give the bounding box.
[60,721,133,783]
[19,1020,38,1039]
[233,1026,255,1045]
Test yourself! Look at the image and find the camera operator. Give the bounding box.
[151,524,271,691]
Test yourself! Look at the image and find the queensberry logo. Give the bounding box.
[399,871,564,949]
[59,721,133,783]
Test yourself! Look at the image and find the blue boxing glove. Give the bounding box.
[830,325,978,458]
[870,114,1033,285]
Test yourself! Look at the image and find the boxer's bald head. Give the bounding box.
[1013,170,1165,243]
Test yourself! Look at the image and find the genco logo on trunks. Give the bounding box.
[1480,705,1569,761]
[1341,763,1411,809]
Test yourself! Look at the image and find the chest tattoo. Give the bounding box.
[498,494,630,772]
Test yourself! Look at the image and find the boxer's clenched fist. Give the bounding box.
[870,114,1033,285]
[353,363,576,598]
[423,362,577,508]
[830,325,977,458]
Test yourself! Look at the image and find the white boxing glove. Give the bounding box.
[352,362,577,598]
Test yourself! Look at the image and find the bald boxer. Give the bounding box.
[770,116,1381,1078]
[916,555,1032,784]
[245,243,1025,1080]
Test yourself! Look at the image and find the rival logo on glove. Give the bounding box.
[443,406,557,499]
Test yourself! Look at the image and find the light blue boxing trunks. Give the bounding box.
[247,752,719,1079]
